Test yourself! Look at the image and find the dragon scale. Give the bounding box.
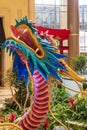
[19,70,49,130]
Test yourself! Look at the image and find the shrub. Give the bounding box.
[72,54,87,74]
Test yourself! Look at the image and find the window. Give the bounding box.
[35,0,68,54]
[79,0,87,52]
[35,0,67,29]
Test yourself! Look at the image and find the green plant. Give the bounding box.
[38,83,71,130]
[47,103,68,130]
[72,54,87,74]
[1,70,32,117]
[38,82,87,130]
[52,83,71,106]
[82,82,87,90]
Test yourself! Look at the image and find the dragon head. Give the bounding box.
[10,18,45,59]
[1,16,67,85]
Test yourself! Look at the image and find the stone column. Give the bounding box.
[67,0,79,66]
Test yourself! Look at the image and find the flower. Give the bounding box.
[68,97,75,106]
[9,113,16,122]
[44,119,49,130]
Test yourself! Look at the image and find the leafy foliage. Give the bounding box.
[52,82,71,106]
[1,71,32,117]
[39,82,87,130]
[72,54,87,74]
[82,82,87,90]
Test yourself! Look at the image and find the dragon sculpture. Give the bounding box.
[0,16,86,130]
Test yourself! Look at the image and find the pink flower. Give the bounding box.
[9,113,16,122]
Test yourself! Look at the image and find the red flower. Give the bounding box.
[9,113,16,122]
[68,97,74,106]
[44,119,49,130]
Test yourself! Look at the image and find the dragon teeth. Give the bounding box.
[35,48,39,53]
[23,29,28,34]
[17,35,20,39]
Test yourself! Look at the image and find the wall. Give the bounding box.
[0,0,35,86]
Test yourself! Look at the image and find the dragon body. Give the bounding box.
[19,70,49,130]
[1,16,85,130]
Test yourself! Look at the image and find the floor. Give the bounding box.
[0,87,13,109]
